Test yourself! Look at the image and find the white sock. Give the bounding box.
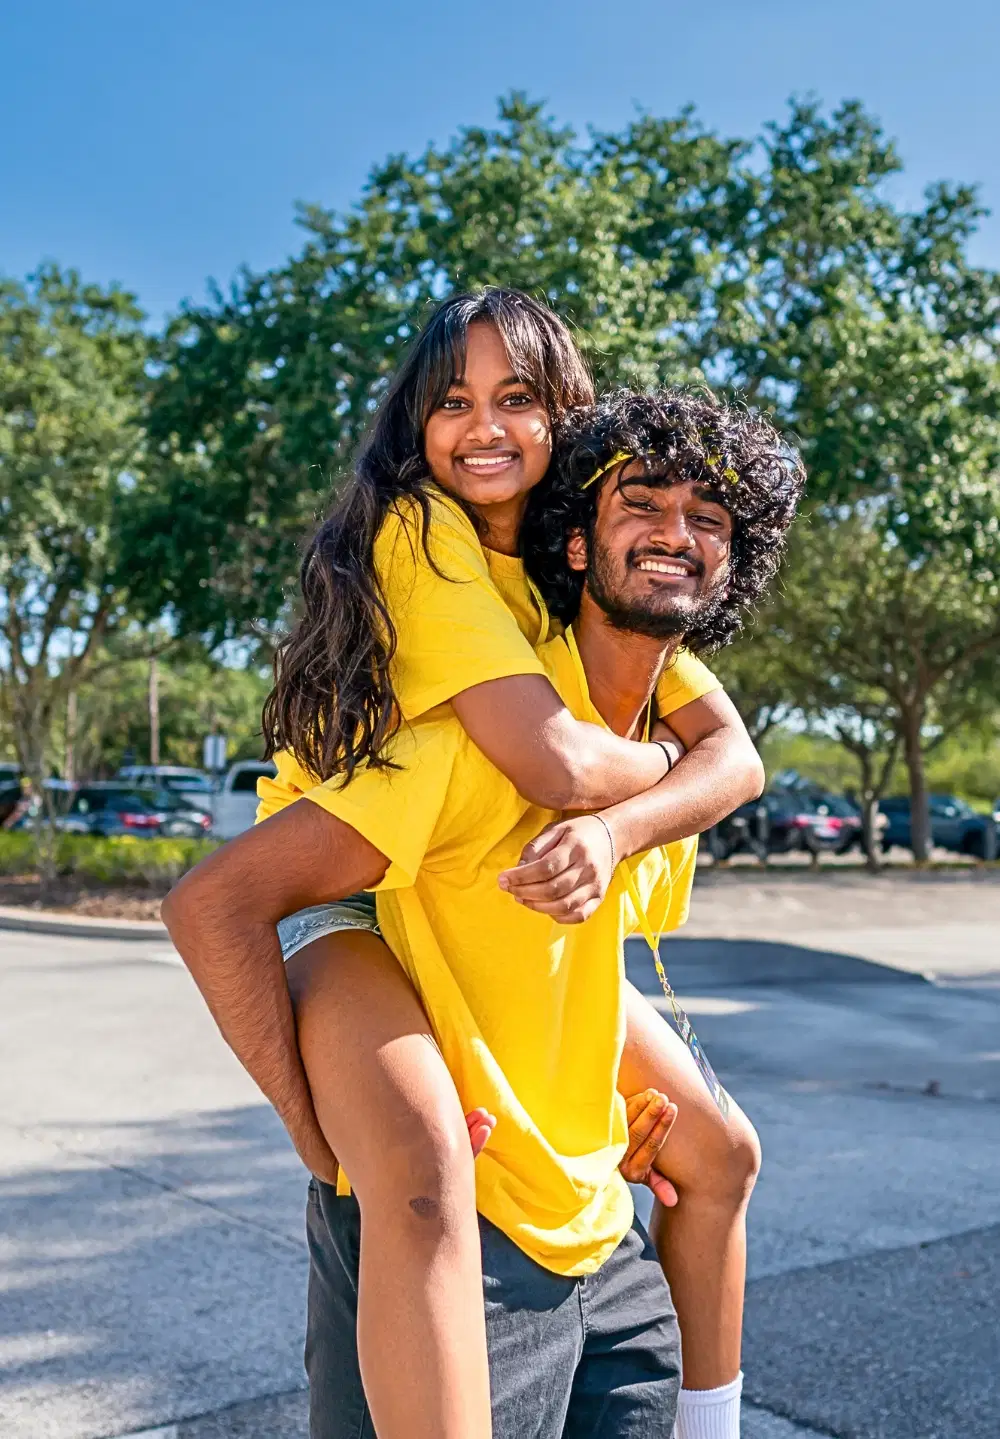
[674,1372,743,1439]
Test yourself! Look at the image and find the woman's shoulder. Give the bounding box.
[375,487,489,584]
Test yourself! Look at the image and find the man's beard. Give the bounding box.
[585,536,727,640]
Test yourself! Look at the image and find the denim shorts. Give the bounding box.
[304,1183,680,1438]
[276,893,379,961]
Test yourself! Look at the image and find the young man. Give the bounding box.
[163,388,803,1438]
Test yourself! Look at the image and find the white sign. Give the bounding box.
[203,733,228,771]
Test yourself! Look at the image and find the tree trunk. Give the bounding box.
[851,748,881,872]
[65,690,77,785]
[901,705,931,864]
[149,657,160,766]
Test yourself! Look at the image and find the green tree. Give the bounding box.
[0,266,153,863]
[759,513,1000,863]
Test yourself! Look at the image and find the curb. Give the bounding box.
[0,904,168,942]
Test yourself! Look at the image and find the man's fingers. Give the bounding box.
[466,1108,497,1160]
[621,1091,677,1181]
[648,1172,679,1207]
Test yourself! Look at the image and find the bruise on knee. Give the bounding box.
[409,1194,442,1220]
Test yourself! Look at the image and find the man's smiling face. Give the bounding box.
[567,461,734,638]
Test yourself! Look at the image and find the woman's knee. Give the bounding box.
[355,1105,476,1238]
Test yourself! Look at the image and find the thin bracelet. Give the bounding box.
[593,813,617,870]
[655,739,674,774]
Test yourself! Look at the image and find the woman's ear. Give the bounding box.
[566,529,587,573]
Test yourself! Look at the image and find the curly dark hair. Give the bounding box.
[261,287,594,784]
[521,387,806,652]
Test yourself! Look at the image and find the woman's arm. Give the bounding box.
[498,691,763,921]
[162,800,389,1179]
[451,674,671,811]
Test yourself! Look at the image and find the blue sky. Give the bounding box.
[4,0,998,322]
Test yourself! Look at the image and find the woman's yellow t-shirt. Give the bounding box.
[259,488,721,818]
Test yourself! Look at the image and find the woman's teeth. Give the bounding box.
[461,455,515,468]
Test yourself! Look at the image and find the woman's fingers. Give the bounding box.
[499,840,575,891]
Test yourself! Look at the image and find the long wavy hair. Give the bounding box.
[262,288,595,783]
[521,387,806,651]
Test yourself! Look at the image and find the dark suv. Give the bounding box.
[61,785,213,839]
[878,794,997,859]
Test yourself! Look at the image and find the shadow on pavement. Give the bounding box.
[0,1105,309,1439]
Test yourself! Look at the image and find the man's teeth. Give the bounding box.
[461,455,515,468]
[636,560,691,575]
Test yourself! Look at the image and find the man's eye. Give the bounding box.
[626,498,657,513]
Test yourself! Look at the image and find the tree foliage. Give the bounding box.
[0,265,151,804]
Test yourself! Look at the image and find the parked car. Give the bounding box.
[60,784,213,839]
[0,763,22,827]
[706,786,862,861]
[212,760,278,839]
[117,765,216,809]
[878,794,997,859]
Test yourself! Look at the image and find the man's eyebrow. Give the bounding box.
[691,483,729,504]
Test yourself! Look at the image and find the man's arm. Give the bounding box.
[499,693,763,921]
[162,799,388,1178]
[604,689,764,857]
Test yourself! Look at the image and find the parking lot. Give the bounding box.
[2,868,999,1438]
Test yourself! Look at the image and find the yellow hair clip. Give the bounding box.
[581,450,634,490]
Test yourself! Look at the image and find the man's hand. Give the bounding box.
[291,1119,343,1188]
[620,1089,679,1207]
[497,814,617,923]
[466,1106,497,1158]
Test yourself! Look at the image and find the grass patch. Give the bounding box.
[0,832,218,885]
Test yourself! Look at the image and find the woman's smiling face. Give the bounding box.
[422,322,552,536]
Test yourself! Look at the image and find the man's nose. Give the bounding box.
[647,507,694,551]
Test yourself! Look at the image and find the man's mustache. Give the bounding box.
[626,547,705,579]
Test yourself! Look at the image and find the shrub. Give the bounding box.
[0,831,218,885]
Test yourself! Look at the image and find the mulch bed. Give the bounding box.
[0,874,168,921]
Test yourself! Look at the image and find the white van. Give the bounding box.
[212,760,278,839]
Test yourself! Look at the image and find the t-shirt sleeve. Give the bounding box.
[303,718,461,890]
[376,493,546,720]
[655,648,722,718]
[255,749,317,824]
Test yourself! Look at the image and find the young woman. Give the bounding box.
[259,290,764,1438]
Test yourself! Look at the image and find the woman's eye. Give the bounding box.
[439,396,467,411]
[502,392,536,408]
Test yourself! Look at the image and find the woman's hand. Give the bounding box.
[497,814,618,924]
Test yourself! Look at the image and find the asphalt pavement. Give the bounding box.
[2,871,998,1438]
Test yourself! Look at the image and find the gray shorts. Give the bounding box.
[277,894,379,961]
[304,1182,681,1438]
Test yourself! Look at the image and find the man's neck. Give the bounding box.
[572,592,681,738]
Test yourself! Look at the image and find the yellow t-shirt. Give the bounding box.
[374,487,721,721]
[301,628,699,1278]
[257,489,722,820]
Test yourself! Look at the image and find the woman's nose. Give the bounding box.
[464,406,506,445]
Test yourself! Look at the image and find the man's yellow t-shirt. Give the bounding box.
[294,629,699,1278]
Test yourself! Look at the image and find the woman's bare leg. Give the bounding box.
[619,983,761,1390]
[286,930,492,1439]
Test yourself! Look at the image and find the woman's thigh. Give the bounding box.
[286,929,471,1202]
[619,983,760,1195]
